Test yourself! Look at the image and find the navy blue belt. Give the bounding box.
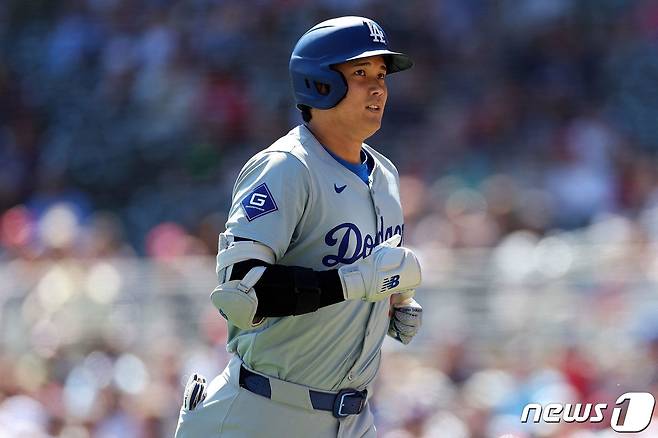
[239,365,367,418]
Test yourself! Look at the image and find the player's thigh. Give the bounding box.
[220,387,340,438]
[174,374,239,438]
[338,402,376,438]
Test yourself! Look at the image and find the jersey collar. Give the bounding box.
[298,124,379,186]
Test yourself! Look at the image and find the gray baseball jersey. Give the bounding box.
[224,124,404,392]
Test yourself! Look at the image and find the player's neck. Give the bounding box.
[305,122,363,164]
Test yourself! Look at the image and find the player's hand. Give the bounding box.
[338,234,421,302]
[388,296,422,344]
[391,289,415,305]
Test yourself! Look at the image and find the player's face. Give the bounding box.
[332,55,388,138]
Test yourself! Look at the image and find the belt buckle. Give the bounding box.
[333,388,366,418]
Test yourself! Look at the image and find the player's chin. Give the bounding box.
[363,110,383,125]
[364,115,383,132]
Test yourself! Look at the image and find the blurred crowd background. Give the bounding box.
[1,0,658,437]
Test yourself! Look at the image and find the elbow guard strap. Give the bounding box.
[230,262,343,317]
[216,233,275,283]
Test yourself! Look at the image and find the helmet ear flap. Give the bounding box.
[302,79,330,95]
[314,82,330,96]
[289,62,348,110]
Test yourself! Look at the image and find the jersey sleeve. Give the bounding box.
[225,151,310,261]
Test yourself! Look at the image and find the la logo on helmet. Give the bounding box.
[366,21,386,43]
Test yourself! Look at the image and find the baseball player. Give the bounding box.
[175,16,423,437]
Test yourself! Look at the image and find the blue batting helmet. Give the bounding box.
[289,16,413,110]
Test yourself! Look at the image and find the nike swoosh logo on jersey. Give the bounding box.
[334,184,347,193]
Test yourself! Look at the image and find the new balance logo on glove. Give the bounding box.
[337,234,421,302]
[381,275,400,292]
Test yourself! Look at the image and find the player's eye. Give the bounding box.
[354,69,366,76]
[378,72,386,79]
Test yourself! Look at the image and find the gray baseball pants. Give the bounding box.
[174,356,376,437]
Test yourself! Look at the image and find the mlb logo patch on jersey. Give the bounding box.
[241,183,278,221]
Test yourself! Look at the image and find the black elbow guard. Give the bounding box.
[230,261,343,317]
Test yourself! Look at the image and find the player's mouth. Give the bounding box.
[366,104,381,112]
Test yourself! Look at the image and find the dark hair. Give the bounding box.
[299,104,312,122]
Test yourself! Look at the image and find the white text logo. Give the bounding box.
[366,21,386,43]
[248,193,268,208]
[521,392,655,433]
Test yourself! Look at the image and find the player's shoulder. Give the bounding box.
[245,128,308,171]
[266,125,309,156]
[247,126,311,170]
[363,143,400,178]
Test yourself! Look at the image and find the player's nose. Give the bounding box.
[370,84,385,97]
